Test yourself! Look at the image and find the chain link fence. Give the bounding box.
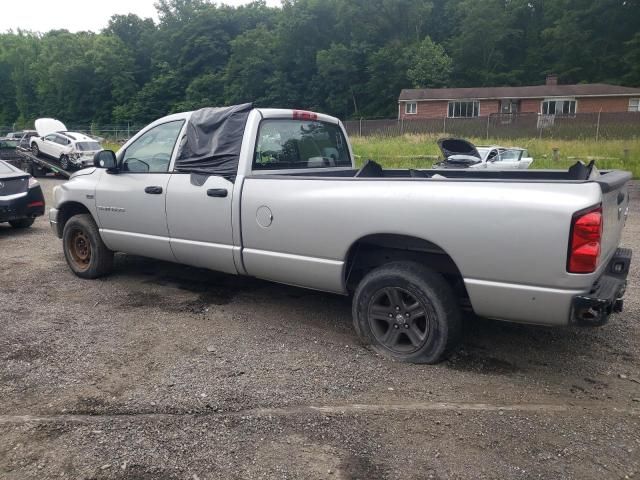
[0,124,146,144]
[4,112,639,143]
[344,112,640,140]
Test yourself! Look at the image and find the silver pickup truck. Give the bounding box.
[50,104,632,364]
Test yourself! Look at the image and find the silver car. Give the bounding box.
[436,138,533,169]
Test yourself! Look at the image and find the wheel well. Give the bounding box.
[344,234,469,303]
[56,202,92,238]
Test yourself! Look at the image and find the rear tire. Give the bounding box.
[62,214,113,279]
[31,143,39,157]
[9,218,35,229]
[352,261,462,364]
[60,155,70,170]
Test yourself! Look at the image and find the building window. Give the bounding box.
[448,101,479,118]
[629,98,640,112]
[541,98,576,115]
[500,99,520,114]
[405,102,417,115]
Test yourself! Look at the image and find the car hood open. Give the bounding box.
[35,118,67,137]
[437,138,481,160]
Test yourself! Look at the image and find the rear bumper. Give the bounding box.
[71,158,95,169]
[0,187,45,222]
[571,247,632,326]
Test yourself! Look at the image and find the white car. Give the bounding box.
[30,118,103,170]
[435,138,533,169]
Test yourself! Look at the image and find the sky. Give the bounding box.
[1,0,281,33]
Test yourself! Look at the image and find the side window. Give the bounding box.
[498,149,522,161]
[121,120,184,173]
[44,134,57,142]
[55,135,70,145]
[253,119,351,170]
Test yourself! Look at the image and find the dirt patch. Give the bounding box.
[4,344,47,362]
[446,348,521,375]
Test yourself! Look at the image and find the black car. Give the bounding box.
[0,160,45,228]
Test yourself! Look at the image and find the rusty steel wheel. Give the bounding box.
[67,228,92,271]
[62,214,113,279]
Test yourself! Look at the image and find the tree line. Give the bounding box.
[0,0,638,126]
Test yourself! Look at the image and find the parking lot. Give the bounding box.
[1,177,639,479]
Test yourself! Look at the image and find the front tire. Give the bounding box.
[9,217,35,228]
[60,155,70,170]
[62,214,114,279]
[352,262,462,364]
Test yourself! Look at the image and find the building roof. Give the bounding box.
[399,83,640,101]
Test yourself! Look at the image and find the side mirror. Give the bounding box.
[94,150,117,170]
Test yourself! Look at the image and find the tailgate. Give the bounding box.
[597,171,632,265]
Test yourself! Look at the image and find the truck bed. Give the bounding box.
[263,165,631,194]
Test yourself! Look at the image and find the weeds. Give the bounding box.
[351,134,640,177]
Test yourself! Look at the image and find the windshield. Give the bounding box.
[1,140,18,148]
[254,119,351,170]
[476,147,491,160]
[76,141,102,151]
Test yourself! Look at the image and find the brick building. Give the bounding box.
[398,75,640,120]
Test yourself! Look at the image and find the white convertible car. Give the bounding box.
[435,138,534,170]
[30,118,103,171]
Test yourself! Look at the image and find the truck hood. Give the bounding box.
[35,118,67,137]
[437,138,481,160]
[69,167,97,179]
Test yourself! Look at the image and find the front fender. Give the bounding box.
[52,169,103,229]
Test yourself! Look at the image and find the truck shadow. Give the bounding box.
[448,313,635,379]
[111,254,634,380]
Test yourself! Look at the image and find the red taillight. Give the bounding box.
[568,206,602,273]
[293,110,318,121]
[27,201,44,208]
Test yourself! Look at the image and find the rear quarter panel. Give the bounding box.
[240,177,605,324]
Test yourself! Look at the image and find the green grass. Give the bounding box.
[351,134,640,178]
[103,142,120,152]
[103,135,640,178]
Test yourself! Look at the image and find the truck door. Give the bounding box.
[95,120,185,262]
[165,173,237,274]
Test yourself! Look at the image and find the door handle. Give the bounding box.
[207,188,228,198]
[145,186,163,194]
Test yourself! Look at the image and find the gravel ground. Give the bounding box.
[1,178,639,480]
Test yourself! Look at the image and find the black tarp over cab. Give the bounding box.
[175,103,253,181]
